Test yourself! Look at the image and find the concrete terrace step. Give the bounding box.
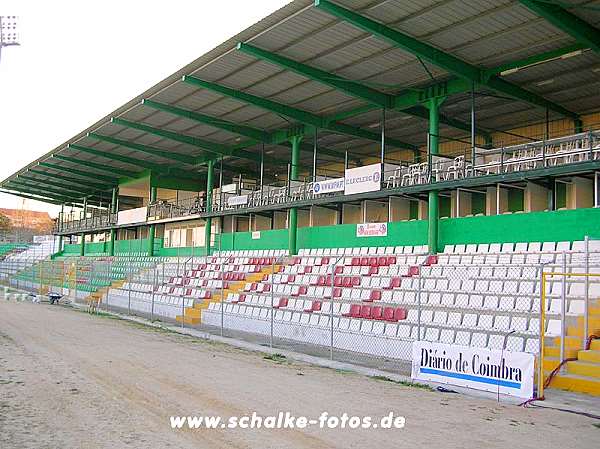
[567,360,600,378]
[579,350,600,364]
[549,373,600,396]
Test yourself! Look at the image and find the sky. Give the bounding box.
[0,0,290,218]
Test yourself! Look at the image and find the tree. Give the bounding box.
[0,213,11,233]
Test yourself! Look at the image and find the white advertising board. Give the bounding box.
[313,177,345,195]
[411,341,534,399]
[228,195,249,207]
[117,207,147,226]
[344,163,381,195]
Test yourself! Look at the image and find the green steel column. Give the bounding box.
[148,186,157,257]
[288,135,302,256]
[427,98,442,255]
[109,187,118,256]
[204,159,215,256]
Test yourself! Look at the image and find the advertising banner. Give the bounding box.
[251,231,261,240]
[356,222,388,238]
[117,207,147,226]
[313,177,345,195]
[228,195,249,207]
[344,163,381,195]
[411,341,534,399]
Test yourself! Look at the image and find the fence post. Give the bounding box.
[151,266,156,322]
[220,255,225,334]
[584,236,590,349]
[417,267,422,341]
[538,267,546,399]
[330,258,336,361]
[220,254,224,337]
[270,260,274,348]
[560,251,566,366]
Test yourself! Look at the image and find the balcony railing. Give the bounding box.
[55,211,117,234]
[54,131,600,235]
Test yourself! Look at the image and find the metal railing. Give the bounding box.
[54,130,600,234]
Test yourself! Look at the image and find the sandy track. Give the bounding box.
[0,300,598,449]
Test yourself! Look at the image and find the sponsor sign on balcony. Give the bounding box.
[117,207,148,226]
[356,222,387,237]
[344,163,381,195]
[227,195,249,207]
[411,341,534,399]
[313,177,345,195]
[251,231,261,240]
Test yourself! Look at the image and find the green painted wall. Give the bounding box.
[438,207,600,246]
[59,207,600,256]
[297,221,428,249]
[217,229,289,251]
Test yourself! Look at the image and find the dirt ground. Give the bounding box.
[0,300,598,449]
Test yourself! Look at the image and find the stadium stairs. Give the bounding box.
[544,301,600,396]
[175,264,281,325]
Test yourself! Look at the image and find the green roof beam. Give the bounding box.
[16,174,103,197]
[518,1,600,53]
[0,189,65,206]
[237,42,488,138]
[28,168,113,191]
[237,42,392,108]
[6,181,88,203]
[49,154,139,178]
[111,117,260,163]
[142,99,269,142]
[183,75,418,151]
[68,144,170,173]
[87,132,197,165]
[315,0,578,119]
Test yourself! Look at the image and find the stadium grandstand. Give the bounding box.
[1,0,600,398]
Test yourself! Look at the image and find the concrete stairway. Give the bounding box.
[544,301,600,396]
[176,265,281,325]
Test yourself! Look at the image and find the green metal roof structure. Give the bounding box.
[2,0,599,206]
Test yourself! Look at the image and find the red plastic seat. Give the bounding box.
[351,276,361,286]
[385,277,401,289]
[288,274,296,283]
[303,266,313,274]
[342,277,352,288]
[368,266,379,276]
[394,308,407,321]
[305,300,322,313]
[250,282,257,291]
[360,257,369,266]
[378,256,388,266]
[371,306,383,320]
[185,288,192,296]
[360,305,372,319]
[369,290,382,302]
[343,304,361,317]
[387,256,396,265]
[425,255,438,266]
[334,265,344,275]
[321,257,330,265]
[293,285,307,296]
[382,307,395,321]
[273,297,288,309]
[334,277,343,287]
[351,257,361,266]
[333,287,342,298]
[407,266,420,276]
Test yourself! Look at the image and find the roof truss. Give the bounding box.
[315,0,578,120]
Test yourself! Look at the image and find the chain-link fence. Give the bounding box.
[3,239,600,382]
